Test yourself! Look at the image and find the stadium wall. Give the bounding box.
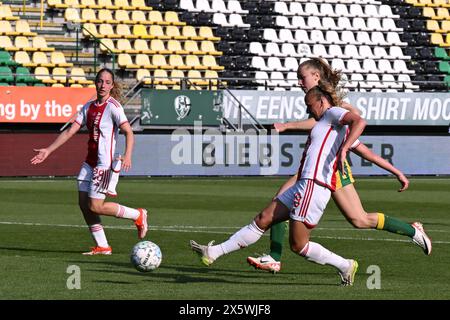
[0,133,88,177]
[1,133,449,177]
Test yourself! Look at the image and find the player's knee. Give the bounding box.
[88,202,103,215]
[255,210,273,230]
[349,216,371,229]
[290,240,308,254]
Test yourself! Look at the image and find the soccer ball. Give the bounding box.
[130,241,162,272]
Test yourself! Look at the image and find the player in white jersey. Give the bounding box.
[31,68,148,255]
[190,86,366,285]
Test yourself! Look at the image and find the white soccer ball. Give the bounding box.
[130,241,162,272]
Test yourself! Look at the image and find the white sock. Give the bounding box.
[209,221,264,260]
[115,204,140,220]
[299,241,350,273]
[89,224,109,247]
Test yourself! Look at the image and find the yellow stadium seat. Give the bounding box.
[51,51,74,67]
[98,9,115,23]
[0,21,19,36]
[52,67,68,83]
[15,20,37,37]
[153,69,176,85]
[433,0,450,8]
[164,11,186,26]
[415,0,432,6]
[149,25,169,39]
[131,0,151,10]
[116,24,134,38]
[135,54,152,68]
[70,67,94,85]
[148,11,167,25]
[32,36,55,52]
[98,23,116,38]
[82,23,98,38]
[0,35,18,51]
[117,38,139,53]
[169,54,189,70]
[131,10,151,25]
[115,10,132,24]
[431,33,445,46]
[98,0,118,9]
[65,0,84,8]
[34,66,56,84]
[0,5,19,20]
[15,36,35,51]
[14,50,35,67]
[202,55,224,71]
[184,40,203,55]
[198,26,220,41]
[201,40,222,55]
[436,8,449,20]
[441,20,450,32]
[188,70,208,86]
[169,69,185,84]
[166,25,185,40]
[132,25,154,39]
[32,51,54,67]
[82,8,101,23]
[167,39,188,54]
[81,0,102,9]
[65,8,82,23]
[118,53,138,68]
[150,39,170,54]
[185,54,204,70]
[134,39,154,54]
[154,84,168,90]
[48,0,68,9]
[427,19,441,32]
[136,68,151,82]
[182,25,202,40]
[99,38,116,53]
[150,54,170,69]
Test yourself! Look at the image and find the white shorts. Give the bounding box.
[77,162,108,200]
[277,179,331,228]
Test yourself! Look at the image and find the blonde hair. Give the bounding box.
[95,68,123,103]
[298,57,345,106]
[305,85,333,106]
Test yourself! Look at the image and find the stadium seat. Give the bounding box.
[51,51,73,67]
[34,66,56,84]
[0,50,18,66]
[52,67,68,83]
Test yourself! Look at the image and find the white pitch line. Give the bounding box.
[0,221,449,244]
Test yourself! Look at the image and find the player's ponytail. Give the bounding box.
[298,57,345,107]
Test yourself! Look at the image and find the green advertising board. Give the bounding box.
[140,89,223,126]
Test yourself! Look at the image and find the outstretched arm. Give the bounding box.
[31,122,81,165]
[274,118,317,133]
[352,143,409,192]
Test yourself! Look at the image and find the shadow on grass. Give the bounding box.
[0,246,82,254]
[68,259,337,286]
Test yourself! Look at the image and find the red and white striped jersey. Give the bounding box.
[297,106,350,191]
[75,96,128,168]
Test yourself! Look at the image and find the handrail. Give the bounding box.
[80,25,116,73]
[222,88,266,133]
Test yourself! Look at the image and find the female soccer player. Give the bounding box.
[31,68,148,255]
[191,87,367,286]
[247,58,431,273]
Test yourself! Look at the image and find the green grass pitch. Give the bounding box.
[0,177,449,300]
